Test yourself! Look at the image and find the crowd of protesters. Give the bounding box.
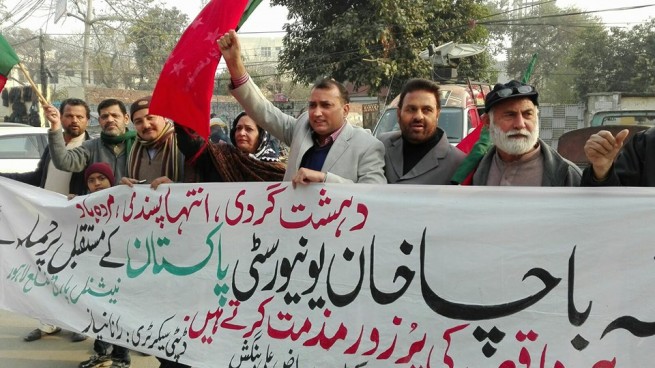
[1,29,650,368]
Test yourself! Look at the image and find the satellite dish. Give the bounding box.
[420,42,486,67]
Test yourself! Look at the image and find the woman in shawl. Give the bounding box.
[229,112,281,161]
[175,112,286,182]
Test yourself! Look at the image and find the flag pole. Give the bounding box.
[17,63,48,105]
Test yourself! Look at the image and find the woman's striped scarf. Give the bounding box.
[251,131,281,162]
[127,121,181,181]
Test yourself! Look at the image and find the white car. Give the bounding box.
[0,124,48,173]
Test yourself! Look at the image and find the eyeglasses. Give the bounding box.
[495,85,534,98]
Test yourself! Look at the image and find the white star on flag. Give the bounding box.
[171,60,186,77]
[190,17,205,30]
[149,0,250,139]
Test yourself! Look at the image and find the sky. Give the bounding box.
[555,0,655,27]
[3,0,653,36]
[170,0,655,32]
[1,0,289,36]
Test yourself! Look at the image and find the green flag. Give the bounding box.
[0,34,19,92]
[452,54,539,185]
[521,53,538,84]
[237,0,264,29]
[451,125,492,184]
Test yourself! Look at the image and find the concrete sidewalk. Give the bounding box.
[0,309,159,368]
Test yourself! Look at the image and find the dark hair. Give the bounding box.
[59,98,90,119]
[229,112,264,150]
[312,78,350,104]
[97,98,127,115]
[398,78,441,111]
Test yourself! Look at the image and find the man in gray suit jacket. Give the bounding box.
[218,30,385,186]
[379,78,465,184]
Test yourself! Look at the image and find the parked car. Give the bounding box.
[558,110,655,169]
[372,83,491,144]
[590,110,655,127]
[0,124,48,173]
[557,125,648,170]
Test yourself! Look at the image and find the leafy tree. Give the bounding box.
[494,2,603,103]
[568,25,615,99]
[485,1,655,102]
[270,0,494,96]
[126,6,188,89]
[570,19,655,99]
[614,19,655,92]
[537,63,579,104]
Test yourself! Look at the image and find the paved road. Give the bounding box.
[0,308,159,368]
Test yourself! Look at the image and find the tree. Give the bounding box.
[568,25,615,99]
[215,62,311,100]
[614,19,655,92]
[494,2,603,103]
[570,19,655,99]
[89,25,137,89]
[64,0,143,86]
[244,60,282,94]
[0,0,191,91]
[2,27,41,68]
[127,6,188,89]
[270,0,494,96]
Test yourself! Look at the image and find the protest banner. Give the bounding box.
[1,177,653,367]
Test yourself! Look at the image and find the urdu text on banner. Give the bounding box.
[0,176,653,368]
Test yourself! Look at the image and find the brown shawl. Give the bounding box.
[128,122,181,181]
[207,142,286,182]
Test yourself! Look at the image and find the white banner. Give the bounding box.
[1,176,654,368]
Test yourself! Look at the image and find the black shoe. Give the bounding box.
[109,359,130,368]
[78,354,112,368]
[71,332,88,342]
[24,327,61,342]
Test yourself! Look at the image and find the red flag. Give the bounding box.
[455,123,482,155]
[150,0,249,139]
[451,124,492,185]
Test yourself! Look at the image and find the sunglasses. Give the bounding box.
[495,85,534,98]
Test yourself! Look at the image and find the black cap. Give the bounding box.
[484,80,538,113]
[130,96,151,121]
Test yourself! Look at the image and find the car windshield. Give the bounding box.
[0,135,44,159]
[599,114,655,126]
[373,107,465,143]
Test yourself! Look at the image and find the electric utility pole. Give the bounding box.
[39,30,48,100]
[82,0,93,86]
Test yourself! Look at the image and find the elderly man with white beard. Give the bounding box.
[472,80,581,186]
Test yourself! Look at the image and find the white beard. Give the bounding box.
[489,118,539,156]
